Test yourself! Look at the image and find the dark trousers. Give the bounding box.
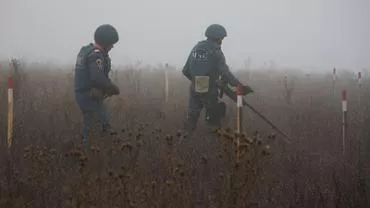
[184,92,224,133]
[75,92,110,146]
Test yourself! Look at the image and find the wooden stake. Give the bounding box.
[342,90,347,155]
[7,76,14,148]
[332,68,336,96]
[165,63,169,103]
[358,71,362,89]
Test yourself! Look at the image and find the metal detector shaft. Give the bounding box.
[221,85,292,144]
[242,100,291,144]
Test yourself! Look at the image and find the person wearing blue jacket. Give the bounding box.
[74,24,120,147]
[182,24,253,133]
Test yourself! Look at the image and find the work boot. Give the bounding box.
[81,135,89,152]
[102,124,118,136]
[183,122,196,138]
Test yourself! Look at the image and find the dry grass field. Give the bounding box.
[0,60,369,207]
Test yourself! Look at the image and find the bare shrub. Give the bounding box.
[0,60,369,207]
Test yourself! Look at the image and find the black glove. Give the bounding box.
[111,84,120,95]
[242,85,254,94]
[237,84,254,95]
[89,88,105,100]
[106,83,120,96]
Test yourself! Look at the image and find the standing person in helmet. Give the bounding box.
[74,24,120,147]
[182,24,253,133]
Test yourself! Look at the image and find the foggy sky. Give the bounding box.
[1,0,369,71]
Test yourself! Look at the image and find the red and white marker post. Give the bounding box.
[7,76,14,148]
[342,90,347,155]
[236,86,243,163]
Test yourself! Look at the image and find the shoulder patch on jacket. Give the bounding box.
[96,58,104,71]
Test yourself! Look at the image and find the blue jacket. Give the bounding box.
[74,43,114,111]
[182,40,241,97]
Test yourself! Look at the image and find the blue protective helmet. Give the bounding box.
[205,24,227,39]
[94,24,119,45]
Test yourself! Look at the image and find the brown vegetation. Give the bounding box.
[0,60,369,207]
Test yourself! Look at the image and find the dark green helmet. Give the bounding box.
[94,24,119,45]
[205,24,227,39]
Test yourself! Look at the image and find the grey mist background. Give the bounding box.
[1,0,369,71]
